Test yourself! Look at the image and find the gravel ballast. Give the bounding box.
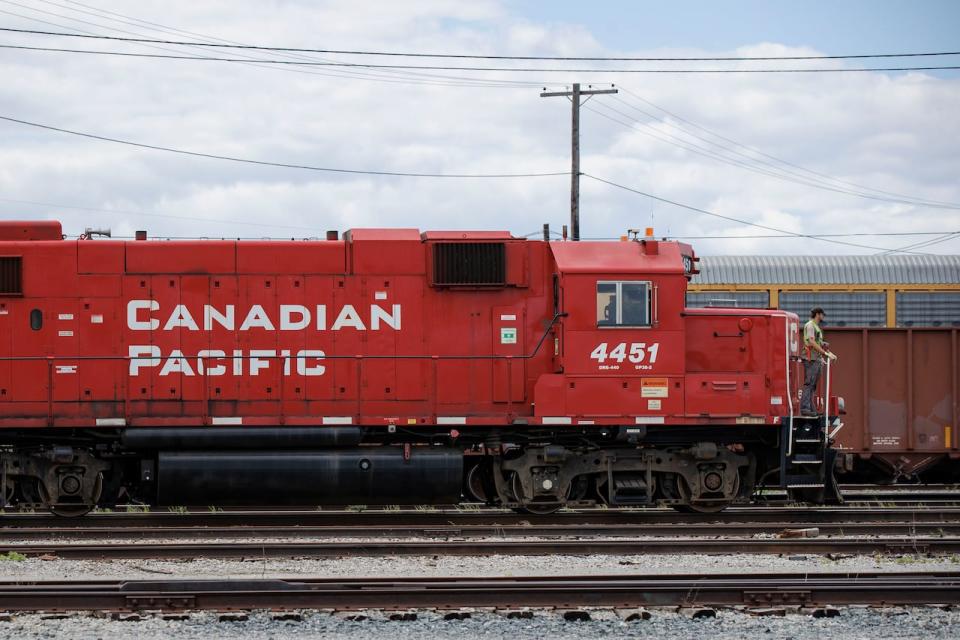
[0,550,957,580]
[1,607,958,640]
[1,551,957,638]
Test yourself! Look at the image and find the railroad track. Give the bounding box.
[2,518,960,541]
[2,506,958,530]
[1,572,957,611]
[5,536,960,559]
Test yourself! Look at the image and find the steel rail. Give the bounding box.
[2,506,958,529]
[4,537,960,560]
[0,572,958,611]
[1,521,958,541]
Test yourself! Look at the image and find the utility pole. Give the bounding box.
[540,83,617,241]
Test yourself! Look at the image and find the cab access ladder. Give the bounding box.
[781,418,842,503]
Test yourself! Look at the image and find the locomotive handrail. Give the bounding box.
[784,315,795,458]
[823,356,831,444]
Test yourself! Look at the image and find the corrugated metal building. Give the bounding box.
[687,255,960,327]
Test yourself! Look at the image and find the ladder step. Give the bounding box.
[787,483,825,488]
[794,439,822,443]
[784,474,823,484]
[790,460,823,465]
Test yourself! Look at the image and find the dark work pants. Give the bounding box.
[801,359,822,414]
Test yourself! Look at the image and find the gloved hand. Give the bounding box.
[826,351,837,361]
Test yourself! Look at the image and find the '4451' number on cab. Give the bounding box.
[590,342,660,365]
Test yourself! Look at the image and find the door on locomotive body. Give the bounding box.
[491,304,525,404]
[562,274,684,419]
[8,299,78,408]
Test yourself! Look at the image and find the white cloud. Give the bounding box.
[0,0,957,255]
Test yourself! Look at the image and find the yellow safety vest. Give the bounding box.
[803,319,824,360]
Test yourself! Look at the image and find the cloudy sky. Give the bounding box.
[1,0,958,255]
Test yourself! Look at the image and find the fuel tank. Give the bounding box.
[155,446,462,506]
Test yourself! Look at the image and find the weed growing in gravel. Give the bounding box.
[125,504,150,513]
[167,506,188,515]
[0,551,26,562]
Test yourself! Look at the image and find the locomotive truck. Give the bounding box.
[0,221,839,515]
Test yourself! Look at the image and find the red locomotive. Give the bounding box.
[0,220,838,514]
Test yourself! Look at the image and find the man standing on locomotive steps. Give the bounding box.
[801,307,837,416]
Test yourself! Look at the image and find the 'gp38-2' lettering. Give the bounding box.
[590,342,660,370]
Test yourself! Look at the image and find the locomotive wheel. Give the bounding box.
[15,477,44,507]
[507,474,587,515]
[50,504,95,518]
[510,473,590,515]
[465,463,489,503]
[510,473,562,514]
[663,472,738,514]
[47,473,103,518]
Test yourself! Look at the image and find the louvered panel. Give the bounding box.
[0,257,22,296]
[432,243,506,286]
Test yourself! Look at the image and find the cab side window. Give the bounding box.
[596,281,651,327]
[597,282,617,326]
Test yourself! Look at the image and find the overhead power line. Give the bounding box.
[4,26,960,62]
[584,102,960,210]
[0,4,547,88]
[882,231,960,254]
[4,43,960,73]
[8,196,955,243]
[661,231,960,240]
[0,196,320,231]
[614,88,960,210]
[580,173,945,254]
[0,115,569,178]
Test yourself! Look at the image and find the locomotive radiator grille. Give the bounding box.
[0,256,22,295]
[432,242,506,286]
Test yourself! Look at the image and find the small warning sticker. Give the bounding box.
[500,327,517,344]
[647,399,662,410]
[641,378,669,398]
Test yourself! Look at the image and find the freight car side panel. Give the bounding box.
[830,328,960,474]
